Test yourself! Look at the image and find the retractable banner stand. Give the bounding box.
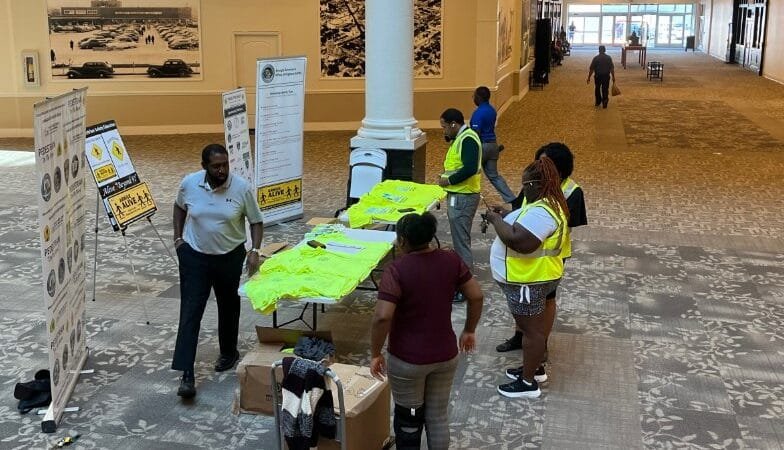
[33,88,89,433]
[255,56,306,225]
[222,88,253,185]
[84,120,156,231]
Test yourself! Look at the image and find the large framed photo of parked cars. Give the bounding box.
[46,0,202,81]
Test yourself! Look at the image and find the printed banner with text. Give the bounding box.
[33,88,89,428]
[222,88,253,185]
[84,121,157,231]
[255,56,306,224]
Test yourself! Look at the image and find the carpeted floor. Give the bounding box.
[1,48,783,449]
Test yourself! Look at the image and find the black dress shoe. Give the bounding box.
[177,371,196,399]
[214,350,240,372]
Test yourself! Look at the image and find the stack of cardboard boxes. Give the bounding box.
[234,326,391,450]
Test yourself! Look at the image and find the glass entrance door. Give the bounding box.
[601,15,627,45]
[656,15,671,45]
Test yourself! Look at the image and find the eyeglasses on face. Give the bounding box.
[522,179,541,187]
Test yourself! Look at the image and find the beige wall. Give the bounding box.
[0,0,533,136]
[762,0,784,84]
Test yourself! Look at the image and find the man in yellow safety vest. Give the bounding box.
[437,108,482,302]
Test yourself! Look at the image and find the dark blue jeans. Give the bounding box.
[171,243,246,372]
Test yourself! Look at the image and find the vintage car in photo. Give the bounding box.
[66,62,114,79]
[146,59,194,77]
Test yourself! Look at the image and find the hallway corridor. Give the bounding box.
[0,49,783,449]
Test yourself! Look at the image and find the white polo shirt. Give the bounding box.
[175,171,263,255]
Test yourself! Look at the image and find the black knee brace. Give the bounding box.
[394,403,425,450]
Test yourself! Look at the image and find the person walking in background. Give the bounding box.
[587,45,615,109]
[470,86,516,204]
[370,212,484,450]
[50,49,55,63]
[171,144,264,399]
[437,108,482,302]
[485,157,568,398]
[69,40,74,51]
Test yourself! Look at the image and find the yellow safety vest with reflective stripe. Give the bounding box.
[443,128,481,194]
[560,177,580,259]
[505,199,567,284]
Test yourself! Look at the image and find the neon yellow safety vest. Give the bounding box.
[443,128,481,194]
[560,177,580,259]
[505,199,567,284]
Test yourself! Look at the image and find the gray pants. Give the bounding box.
[446,192,479,270]
[388,354,459,450]
[481,142,516,203]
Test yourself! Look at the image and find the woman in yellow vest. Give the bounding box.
[485,157,568,398]
[499,143,587,360]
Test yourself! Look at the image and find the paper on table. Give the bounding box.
[325,242,365,255]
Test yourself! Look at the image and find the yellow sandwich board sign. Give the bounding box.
[106,182,157,228]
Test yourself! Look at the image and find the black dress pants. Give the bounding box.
[594,74,610,106]
[171,243,246,372]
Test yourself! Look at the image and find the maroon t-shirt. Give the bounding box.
[378,248,473,365]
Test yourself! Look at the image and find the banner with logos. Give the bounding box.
[222,88,253,185]
[255,56,306,224]
[84,120,156,231]
[33,88,89,430]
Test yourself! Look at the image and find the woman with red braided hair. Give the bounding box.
[485,157,569,398]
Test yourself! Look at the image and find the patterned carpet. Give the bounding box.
[1,49,783,449]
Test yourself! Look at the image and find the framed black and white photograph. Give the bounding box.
[319,0,442,78]
[46,0,201,81]
[498,0,515,67]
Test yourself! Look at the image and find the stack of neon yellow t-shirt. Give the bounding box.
[347,180,446,228]
[245,227,392,314]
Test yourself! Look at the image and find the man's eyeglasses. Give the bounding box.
[522,179,541,187]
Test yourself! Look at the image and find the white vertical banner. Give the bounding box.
[222,88,253,185]
[33,89,89,432]
[255,56,306,225]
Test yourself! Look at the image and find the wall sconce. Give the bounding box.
[22,50,40,87]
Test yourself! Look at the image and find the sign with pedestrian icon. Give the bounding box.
[85,120,152,231]
[111,141,124,161]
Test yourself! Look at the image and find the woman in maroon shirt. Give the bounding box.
[370,212,484,450]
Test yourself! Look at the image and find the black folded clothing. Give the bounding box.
[14,369,51,400]
[15,369,52,414]
[293,337,335,361]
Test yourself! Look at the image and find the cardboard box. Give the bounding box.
[259,242,290,258]
[318,363,391,450]
[234,327,391,449]
[306,217,338,226]
[235,326,333,415]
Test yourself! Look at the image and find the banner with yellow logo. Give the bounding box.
[33,88,89,432]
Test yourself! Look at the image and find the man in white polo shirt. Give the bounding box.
[171,144,264,399]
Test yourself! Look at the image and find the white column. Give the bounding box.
[352,0,423,145]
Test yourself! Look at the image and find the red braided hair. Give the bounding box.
[523,156,569,221]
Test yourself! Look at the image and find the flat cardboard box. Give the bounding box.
[259,242,290,258]
[306,217,338,226]
[235,326,333,415]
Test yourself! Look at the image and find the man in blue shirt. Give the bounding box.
[470,87,515,203]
